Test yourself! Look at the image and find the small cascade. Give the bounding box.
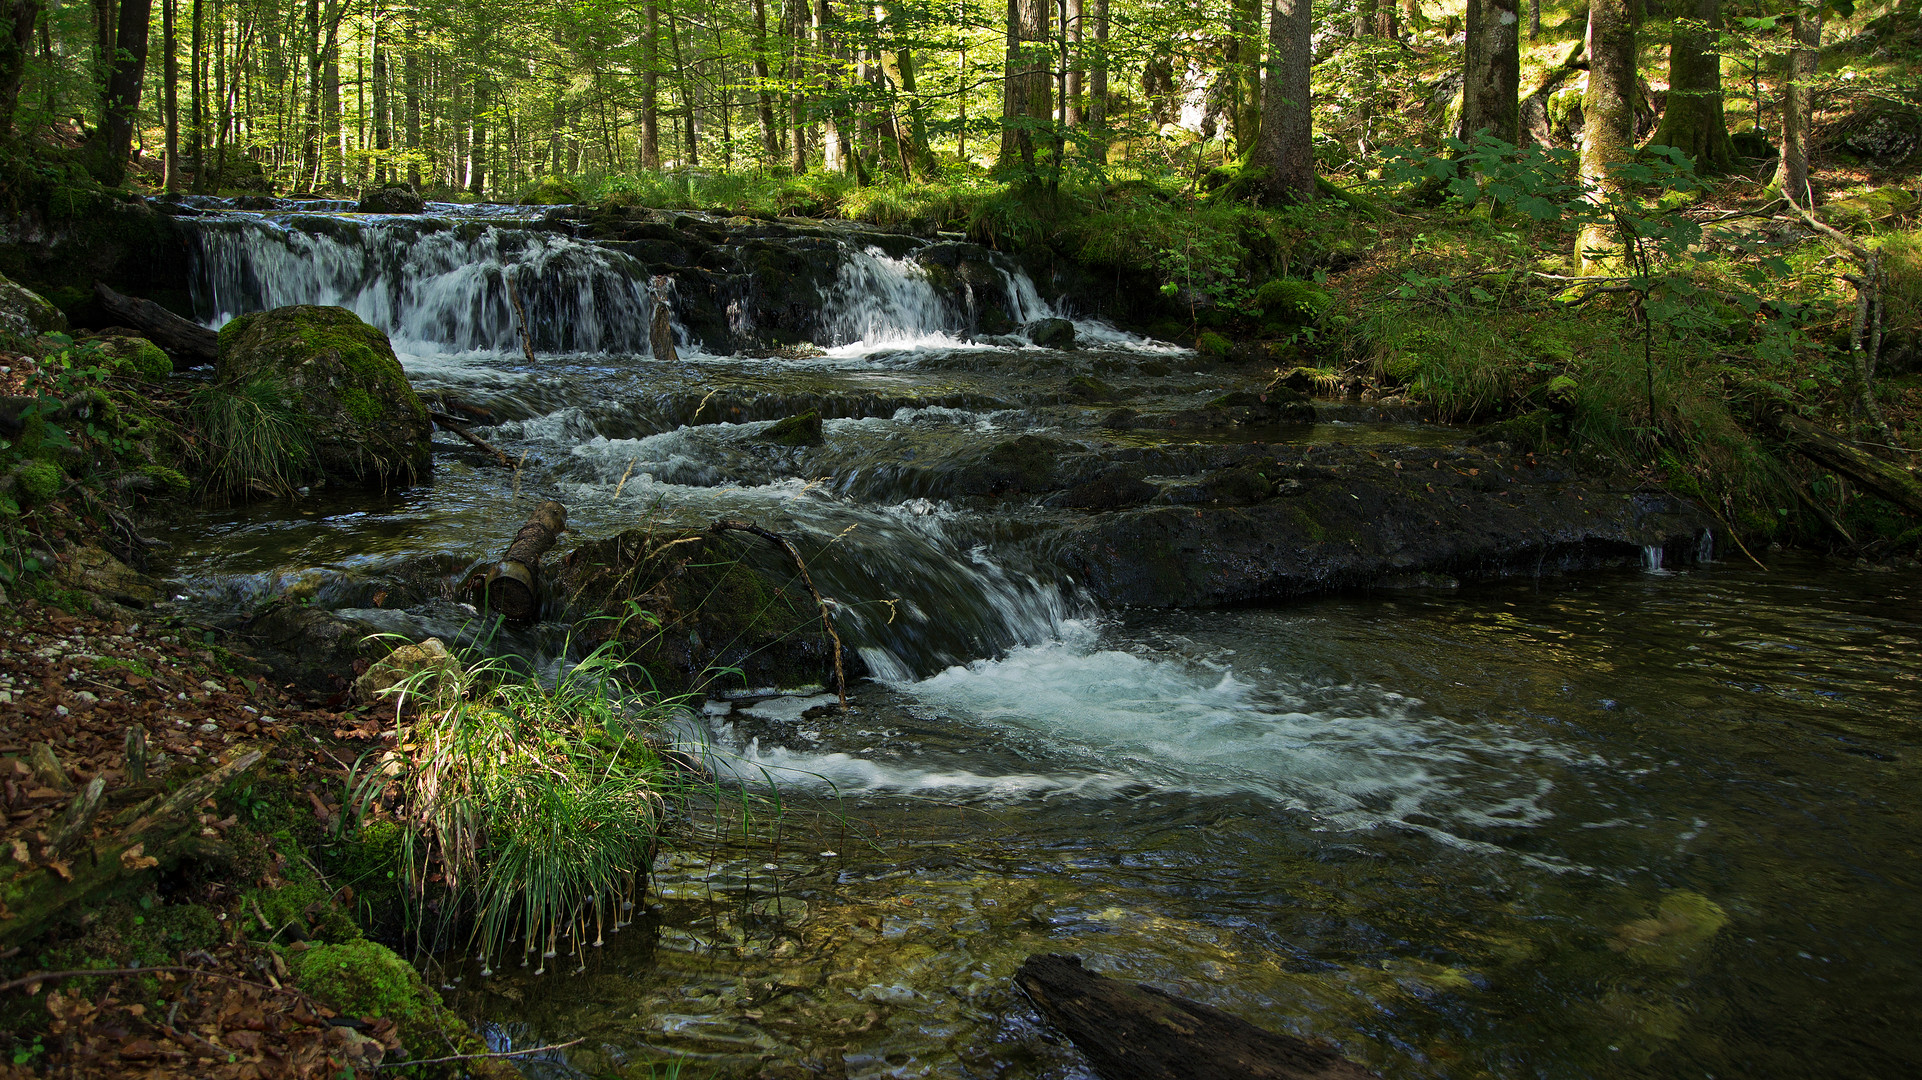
[818,243,1058,346]
[1697,529,1715,563]
[1642,543,1666,572]
[186,215,659,354]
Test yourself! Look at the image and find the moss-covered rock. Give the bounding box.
[0,270,67,341]
[287,938,476,1055]
[1253,278,1331,328]
[215,305,431,486]
[84,333,172,379]
[759,410,825,447]
[355,184,427,214]
[1196,330,1232,357]
[521,176,584,206]
[1820,186,1917,231]
[555,527,839,693]
[1026,317,1077,350]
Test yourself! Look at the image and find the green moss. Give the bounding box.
[11,460,62,503]
[1067,375,1118,401]
[127,339,172,379]
[94,655,159,680]
[239,829,361,945]
[760,410,824,447]
[1196,331,1232,357]
[138,464,190,491]
[286,938,465,1050]
[1252,278,1331,327]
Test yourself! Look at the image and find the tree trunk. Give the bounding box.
[1463,0,1520,145]
[668,1,696,167]
[301,0,320,187]
[1086,0,1106,157]
[1773,7,1821,206]
[998,0,1050,179]
[0,0,44,137]
[83,0,152,185]
[94,283,218,366]
[1227,0,1262,156]
[1528,0,1539,38]
[468,79,487,197]
[641,0,660,169]
[162,0,179,190]
[1578,0,1634,271]
[1256,0,1314,203]
[789,0,808,172]
[322,12,341,189]
[753,0,780,164]
[477,501,569,624]
[371,13,389,185]
[1063,0,1082,125]
[1648,0,1733,173]
[188,0,203,187]
[403,10,420,187]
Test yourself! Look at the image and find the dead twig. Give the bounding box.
[506,277,538,364]
[428,410,513,468]
[378,1037,585,1068]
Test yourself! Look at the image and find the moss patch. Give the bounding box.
[286,938,473,1054]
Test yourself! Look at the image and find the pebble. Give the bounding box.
[73,691,98,705]
[54,705,69,717]
[200,679,225,693]
[197,721,219,734]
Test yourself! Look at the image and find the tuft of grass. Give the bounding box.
[192,376,315,498]
[376,638,673,974]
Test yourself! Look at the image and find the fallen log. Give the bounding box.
[1014,954,1379,1080]
[0,750,264,949]
[650,276,678,362]
[1770,412,1922,518]
[93,283,219,368]
[473,501,568,624]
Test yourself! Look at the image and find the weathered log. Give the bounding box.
[28,742,73,792]
[0,750,263,948]
[46,777,106,854]
[123,725,148,785]
[92,283,219,368]
[1014,954,1379,1080]
[476,501,568,624]
[1770,412,1922,518]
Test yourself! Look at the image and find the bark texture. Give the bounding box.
[1256,0,1316,203]
[998,0,1050,177]
[1648,0,1733,173]
[1773,9,1822,205]
[1578,0,1635,271]
[1463,0,1521,145]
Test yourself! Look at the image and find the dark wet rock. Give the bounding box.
[1159,464,1275,506]
[1101,408,1139,429]
[216,305,432,485]
[1067,375,1121,402]
[233,195,278,211]
[555,527,842,693]
[1027,317,1077,350]
[0,195,188,322]
[1055,446,1713,608]
[1048,466,1159,511]
[759,410,825,447]
[355,184,426,214]
[237,603,389,693]
[1206,388,1314,423]
[952,434,1078,496]
[0,271,67,341]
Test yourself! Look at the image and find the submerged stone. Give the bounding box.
[759,410,825,447]
[1026,317,1077,350]
[1610,890,1730,967]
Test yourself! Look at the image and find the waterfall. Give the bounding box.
[1697,529,1715,563]
[818,244,1057,346]
[186,215,658,354]
[1642,544,1665,572]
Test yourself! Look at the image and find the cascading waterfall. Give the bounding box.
[818,243,1058,346]
[186,215,660,354]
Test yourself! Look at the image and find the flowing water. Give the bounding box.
[156,202,1922,1079]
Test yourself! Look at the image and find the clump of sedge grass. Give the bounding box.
[373,639,673,974]
[192,375,316,498]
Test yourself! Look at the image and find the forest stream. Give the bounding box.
[148,200,1922,1079]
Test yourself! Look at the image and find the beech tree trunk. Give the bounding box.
[1578,0,1634,271]
[753,0,780,164]
[84,0,152,185]
[1256,0,1315,203]
[641,0,660,169]
[1086,0,1107,157]
[0,0,43,137]
[1649,0,1733,173]
[1462,0,1520,145]
[1774,8,1822,206]
[998,0,1050,179]
[1063,0,1082,125]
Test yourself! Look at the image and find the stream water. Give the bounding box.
[155,201,1922,1079]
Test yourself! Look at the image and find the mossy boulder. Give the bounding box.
[215,305,431,486]
[85,333,172,379]
[759,409,825,447]
[355,183,427,214]
[287,938,476,1055]
[1026,317,1077,350]
[1820,186,1918,231]
[0,270,67,341]
[1253,278,1331,329]
[1196,331,1232,357]
[521,176,584,206]
[555,527,840,693]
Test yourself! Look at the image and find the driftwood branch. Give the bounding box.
[649,276,678,362]
[428,410,512,467]
[711,519,847,710]
[472,501,568,624]
[376,1038,585,1068]
[505,278,538,364]
[1015,954,1379,1080]
[93,283,219,368]
[1770,412,1922,519]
